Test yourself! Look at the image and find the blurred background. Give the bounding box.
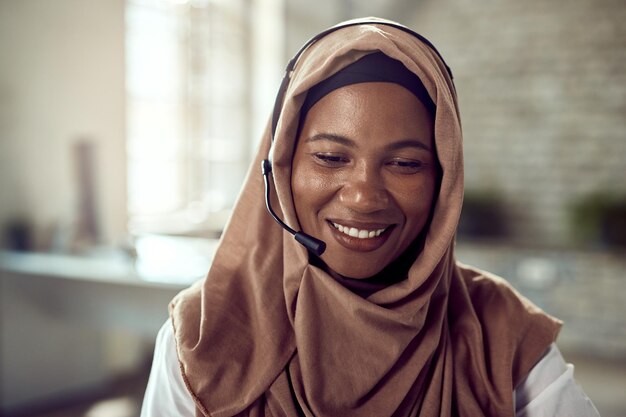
[0,0,624,416]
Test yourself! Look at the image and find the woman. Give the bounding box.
[141,18,599,417]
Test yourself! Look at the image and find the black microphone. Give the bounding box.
[261,159,326,256]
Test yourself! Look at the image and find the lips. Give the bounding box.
[326,220,394,252]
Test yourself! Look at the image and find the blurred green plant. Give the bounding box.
[569,192,626,248]
[458,190,509,239]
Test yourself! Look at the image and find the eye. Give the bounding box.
[386,159,424,174]
[313,153,350,166]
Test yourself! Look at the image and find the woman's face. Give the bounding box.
[292,82,438,279]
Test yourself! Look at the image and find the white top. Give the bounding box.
[141,321,600,417]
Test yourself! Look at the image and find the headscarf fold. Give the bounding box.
[170,17,561,417]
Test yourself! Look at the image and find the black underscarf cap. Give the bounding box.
[300,51,435,121]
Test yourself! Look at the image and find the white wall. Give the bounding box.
[0,0,127,248]
[0,268,180,412]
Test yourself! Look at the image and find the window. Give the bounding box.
[126,0,259,236]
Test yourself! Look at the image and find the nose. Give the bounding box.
[338,167,389,213]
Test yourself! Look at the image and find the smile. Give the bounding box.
[331,222,388,239]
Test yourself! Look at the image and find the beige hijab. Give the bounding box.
[170,18,561,417]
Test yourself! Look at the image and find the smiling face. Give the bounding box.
[291,82,438,279]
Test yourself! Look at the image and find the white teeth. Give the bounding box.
[331,222,387,239]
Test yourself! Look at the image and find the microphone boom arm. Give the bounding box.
[261,159,326,256]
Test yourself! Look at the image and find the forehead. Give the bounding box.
[298,82,434,146]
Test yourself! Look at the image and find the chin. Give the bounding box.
[326,261,384,280]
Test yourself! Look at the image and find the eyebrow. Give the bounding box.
[305,133,432,152]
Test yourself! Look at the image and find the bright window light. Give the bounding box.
[125,0,251,235]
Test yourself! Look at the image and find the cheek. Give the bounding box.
[293,165,329,195]
[393,177,437,229]
[291,167,308,220]
[291,162,333,227]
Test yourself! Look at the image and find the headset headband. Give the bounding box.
[270,18,454,140]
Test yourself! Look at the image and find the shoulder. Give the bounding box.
[451,262,562,384]
[455,262,560,329]
[451,262,560,336]
[515,344,600,417]
[457,263,528,308]
[140,320,196,417]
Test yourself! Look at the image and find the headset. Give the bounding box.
[261,18,454,257]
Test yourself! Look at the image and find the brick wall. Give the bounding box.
[409,0,626,245]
